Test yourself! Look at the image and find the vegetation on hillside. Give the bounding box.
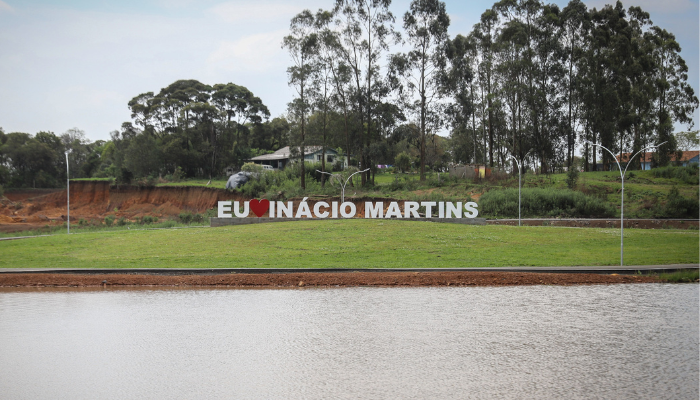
[177,164,699,219]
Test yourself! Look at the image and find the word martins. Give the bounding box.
[218,199,479,219]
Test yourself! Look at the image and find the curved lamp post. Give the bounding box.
[510,151,531,227]
[65,149,72,234]
[316,168,369,203]
[584,140,666,266]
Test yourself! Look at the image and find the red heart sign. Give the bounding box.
[249,199,270,217]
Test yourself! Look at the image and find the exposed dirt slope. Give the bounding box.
[0,271,658,287]
[0,182,247,232]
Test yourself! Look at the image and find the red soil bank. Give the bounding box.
[0,271,659,288]
[0,183,399,232]
[0,182,246,232]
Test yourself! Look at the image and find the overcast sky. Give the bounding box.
[0,0,697,142]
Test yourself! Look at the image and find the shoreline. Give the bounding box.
[0,271,662,288]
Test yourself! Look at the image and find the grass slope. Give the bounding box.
[1,220,696,269]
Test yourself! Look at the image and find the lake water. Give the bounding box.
[0,284,697,399]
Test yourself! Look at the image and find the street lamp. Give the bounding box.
[510,151,531,227]
[316,168,369,203]
[584,140,666,266]
[65,149,72,234]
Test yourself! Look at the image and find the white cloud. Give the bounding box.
[207,30,287,73]
[0,0,13,13]
[207,2,301,24]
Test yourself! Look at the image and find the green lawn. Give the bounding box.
[1,220,696,269]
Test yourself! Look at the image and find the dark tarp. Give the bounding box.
[225,172,253,189]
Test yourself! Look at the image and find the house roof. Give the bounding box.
[249,146,338,161]
[616,150,700,163]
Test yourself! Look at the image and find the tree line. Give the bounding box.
[284,0,697,186]
[0,0,696,189]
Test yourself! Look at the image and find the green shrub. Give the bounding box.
[117,217,128,226]
[165,166,184,182]
[104,215,115,227]
[428,172,455,187]
[0,184,3,198]
[384,175,416,192]
[240,174,272,198]
[658,269,699,283]
[142,216,155,224]
[179,212,193,224]
[332,159,345,172]
[395,152,411,173]
[479,188,616,218]
[241,162,263,173]
[160,220,177,228]
[651,164,699,184]
[657,186,700,218]
[566,168,579,189]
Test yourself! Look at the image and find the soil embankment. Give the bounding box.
[0,183,403,233]
[0,182,245,233]
[0,271,659,288]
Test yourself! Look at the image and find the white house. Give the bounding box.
[248,146,347,170]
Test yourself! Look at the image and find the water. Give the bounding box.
[0,284,697,399]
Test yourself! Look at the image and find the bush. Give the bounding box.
[240,172,274,198]
[241,162,263,173]
[651,164,699,184]
[657,186,699,218]
[384,175,416,192]
[566,168,579,189]
[165,166,184,182]
[395,152,411,173]
[135,175,157,186]
[427,172,455,187]
[159,220,177,228]
[332,159,345,172]
[0,184,3,198]
[104,215,115,227]
[178,212,204,224]
[179,212,193,224]
[479,188,616,218]
[142,216,155,224]
[117,217,128,226]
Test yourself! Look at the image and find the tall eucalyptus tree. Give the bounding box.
[333,0,399,184]
[560,0,588,168]
[443,34,477,164]
[283,10,319,189]
[388,0,450,180]
[471,9,499,167]
[648,25,699,166]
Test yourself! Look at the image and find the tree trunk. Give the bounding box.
[300,72,306,190]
